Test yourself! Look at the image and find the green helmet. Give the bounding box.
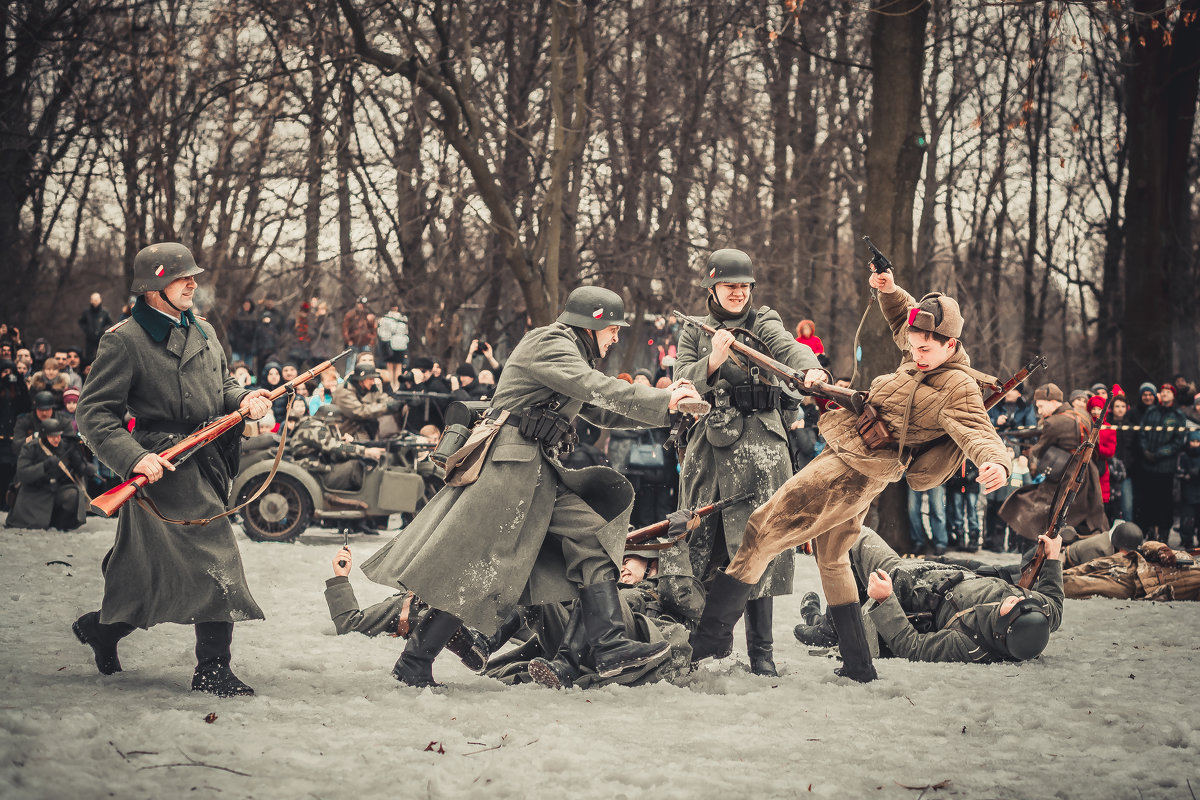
[556,286,629,330]
[700,248,756,289]
[313,404,344,422]
[130,242,204,294]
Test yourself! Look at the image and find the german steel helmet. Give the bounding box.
[313,404,344,421]
[130,242,204,294]
[557,286,629,330]
[995,597,1050,660]
[700,249,756,289]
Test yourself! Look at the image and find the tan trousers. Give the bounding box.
[726,451,887,605]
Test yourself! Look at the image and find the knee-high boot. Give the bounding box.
[192,622,254,697]
[826,602,877,683]
[528,602,589,689]
[392,609,462,688]
[579,582,669,678]
[792,592,838,647]
[688,571,755,664]
[744,597,777,676]
[72,611,135,675]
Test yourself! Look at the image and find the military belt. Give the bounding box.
[484,406,577,454]
[134,418,197,435]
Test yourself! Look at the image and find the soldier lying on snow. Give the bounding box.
[793,528,1064,664]
[323,546,703,689]
[1062,539,1200,601]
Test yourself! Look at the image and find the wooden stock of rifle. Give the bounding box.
[625,491,754,551]
[1017,392,1115,589]
[672,310,867,415]
[89,348,354,518]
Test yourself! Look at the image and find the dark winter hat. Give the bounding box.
[1138,382,1156,396]
[455,363,477,379]
[905,292,963,339]
[63,387,80,404]
[1033,383,1063,403]
[1089,383,1107,395]
[633,368,655,383]
[1069,389,1090,404]
[1159,383,1176,396]
[0,358,13,374]
[1189,429,1200,444]
[40,417,65,436]
[1110,521,1145,552]
[410,356,435,372]
[33,391,55,409]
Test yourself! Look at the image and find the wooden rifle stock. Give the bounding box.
[672,311,867,415]
[90,348,354,517]
[982,355,1048,411]
[625,491,754,550]
[1017,392,1115,589]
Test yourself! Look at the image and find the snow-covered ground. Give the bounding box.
[1,516,1196,800]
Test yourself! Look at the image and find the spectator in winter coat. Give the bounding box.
[254,299,282,368]
[1175,430,1200,549]
[988,388,1037,433]
[1172,373,1196,407]
[794,319,824,356]
[77,293,114,363]
[1135,384,1188,542]
[1132,382,1157,424]
[1088,395,1115,506]
[29,356,70,410]
[228,299,258,369]
[1108,393,1136,523]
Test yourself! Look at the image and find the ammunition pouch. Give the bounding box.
[730,382,780,415]
[855,404,896,450]
[493,406,577,455]
[1037,445,1073,484]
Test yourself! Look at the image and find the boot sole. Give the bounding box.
[595,641,670,678]
[527,659,567,690]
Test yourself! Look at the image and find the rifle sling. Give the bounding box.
[39,439,83,488]
[134,405,294,527]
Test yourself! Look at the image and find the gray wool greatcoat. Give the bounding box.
[658,305,822,599]
[76,300,264,629]
[360,322,671,633]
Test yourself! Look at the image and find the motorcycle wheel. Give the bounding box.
[238,473,314,543]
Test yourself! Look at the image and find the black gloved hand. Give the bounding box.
[44,458,64,476]
[665,509,698,542]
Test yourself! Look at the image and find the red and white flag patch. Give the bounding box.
[592,306,604,319]
[154,265,165,277]
[708,267,716,277]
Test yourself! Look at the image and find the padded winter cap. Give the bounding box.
[995,597,1051,660]
[1033,383,1063,403]
[130,243,203,294]
[1110,521,1144,552]
[700,249,756,289]
[1138,382,1157,395]
[33,391,56,409]
[905,292,963,339]
[557,286,629,330]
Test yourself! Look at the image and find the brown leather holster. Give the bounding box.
[855,404,897,450]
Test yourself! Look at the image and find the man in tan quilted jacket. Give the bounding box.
[690,267,1011,683]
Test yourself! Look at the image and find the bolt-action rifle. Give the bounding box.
[625,491,754,551]
[672,311,867,415]
[90,348,353,517]
[1017,392,1115,589]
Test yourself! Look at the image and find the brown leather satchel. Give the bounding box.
[855,403,897,450]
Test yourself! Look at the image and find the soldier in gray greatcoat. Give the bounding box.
[658,249,827,676]
[73,243,274,697]
[359,286,703,688]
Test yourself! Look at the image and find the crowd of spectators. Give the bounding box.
[3,292,1199,554]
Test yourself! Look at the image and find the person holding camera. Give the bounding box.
[6,417,93,530]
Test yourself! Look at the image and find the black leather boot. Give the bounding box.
[192,622,254,697]
[392,609,462,688]
[793,592,838,647]
[528,603,588,689]
[444,625,490,673]
[484,609,526,655]
[827,602,877,683]
[688,571,754,664]
[579,582,669,678]
[744,597,777,677]
[72,611,134,675]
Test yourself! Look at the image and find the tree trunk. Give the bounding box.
[861,0,929,551]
